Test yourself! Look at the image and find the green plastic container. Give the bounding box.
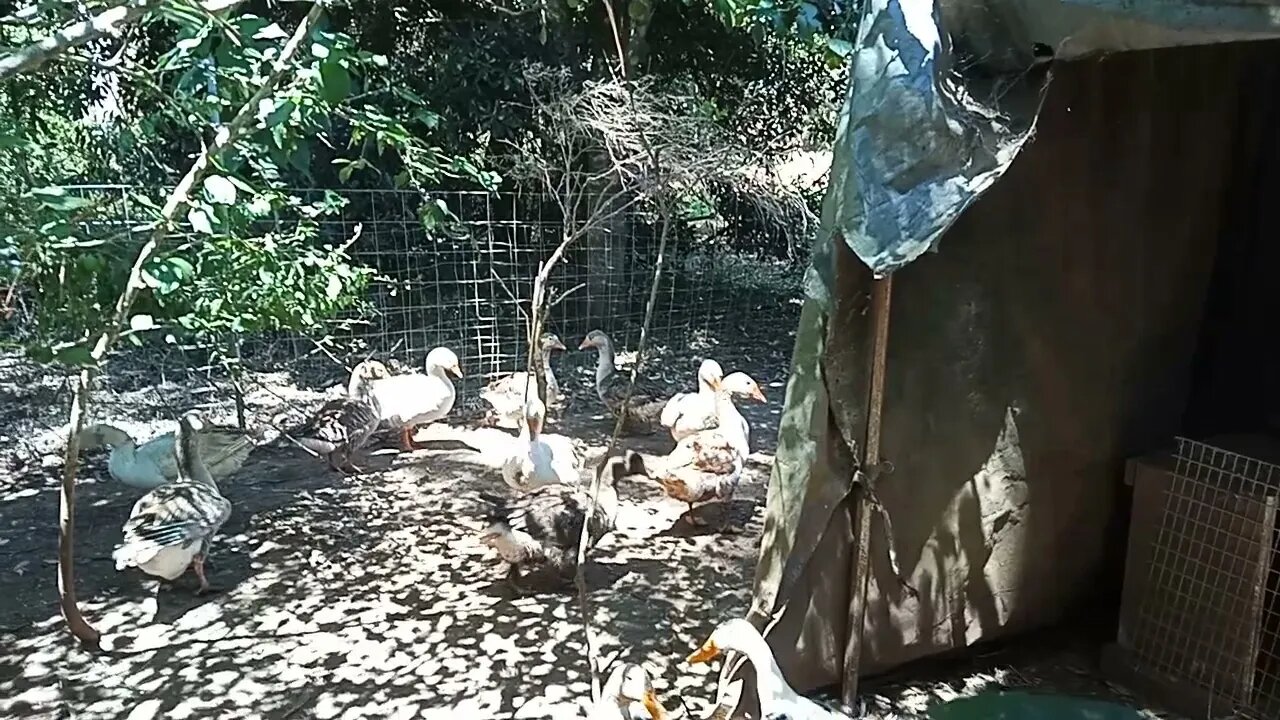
[927,690,1147,720]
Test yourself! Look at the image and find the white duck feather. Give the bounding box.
[688,618,848,719]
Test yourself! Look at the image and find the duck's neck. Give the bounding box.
[735,630,799,709]
[538,348,558,394]
[108,438,138,464]
[348,373,372,398]
[715,390,749,455]
[714,390,741,427]
[593,342,616,385]
[176,430,216,489]
[427,363,454,385]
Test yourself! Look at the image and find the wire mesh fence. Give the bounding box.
[4,184,807,420]
[1124,437,1280,718]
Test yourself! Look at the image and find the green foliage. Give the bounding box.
[0,3,497,368]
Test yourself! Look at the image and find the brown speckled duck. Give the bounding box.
[579,330,668,435]
[649,375,749,525]
[291,359,390,473]
[477,451,642,589]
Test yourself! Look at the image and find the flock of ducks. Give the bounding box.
[79,330,846,718]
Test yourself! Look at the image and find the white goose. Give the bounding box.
[660,359,724,442]
[369,346,462,451]
[687,618,847,719]
[112,411,233,594]
[715,372,767,456]
[502,395,581,492]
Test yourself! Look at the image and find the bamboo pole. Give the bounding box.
[842,273,893,705]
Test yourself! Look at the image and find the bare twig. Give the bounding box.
[546,282,586,310]
[488,267,531,330]
[54,2,326,648]
[0,0,246,81]
[567,2,681,703]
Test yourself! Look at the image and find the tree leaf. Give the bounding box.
[247,195,272,216]
[319,60,351,105]
[261,99,295,130]
[255,23,289,41]
[129,314,157,332]
[325,274,343,301]
[826,37,853,58]
[188,208,214,235]
[167,256,195,277]
[203,175,237,205]
[290,141,313,175]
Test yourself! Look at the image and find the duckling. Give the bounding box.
[688,618,848,719]
[369,346,462,451]
[590,663,669,719]
[112,411,232,594]
[481,333,568,427]
[660,359,725,442]
[83,418,257,490]
[648,376,749,525]
[579,330,669,435]
[291,359,390,473]
[502,395,582,492]
[477,451,639,590]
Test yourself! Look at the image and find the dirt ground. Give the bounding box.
[0,339,791,720]
[0,339,1190,720]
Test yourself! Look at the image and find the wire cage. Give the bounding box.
[1115,436,1280,718]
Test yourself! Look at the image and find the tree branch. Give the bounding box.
[0,0,246,82]
[55,1,326,649]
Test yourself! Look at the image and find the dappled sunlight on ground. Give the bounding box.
[0,396,775,718]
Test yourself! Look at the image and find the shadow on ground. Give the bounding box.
[0,358,780,719]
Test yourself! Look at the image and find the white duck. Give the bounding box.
[502,395,581,492]
[687,618,847,719]
[660,359,724,441]
[83,418,257,490]
[481,333,567,427]
[715,372,767,456]
[112,411,233,594]
[589,663,669,719]
[369,346,462,451]
[661,366,767,450]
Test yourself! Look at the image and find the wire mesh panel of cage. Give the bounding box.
[1112,436,1280,719]
[21,185,805,412]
